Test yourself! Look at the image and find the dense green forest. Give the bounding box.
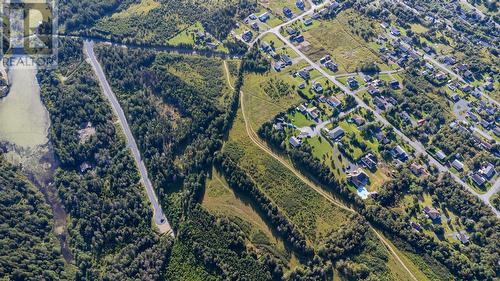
[0,157,66,280]
[94,45,283,279]
[39,38,173,279]
[62,0,256,47]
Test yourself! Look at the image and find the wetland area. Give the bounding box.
[0,59,72,262]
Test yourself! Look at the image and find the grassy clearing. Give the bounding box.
[410,23,428,34]
[302,10,386,73]
[224,98,351,247]
[202,169,295,268]
[259,0,309,19]
[243,68,305,128]
[111,0,160,18]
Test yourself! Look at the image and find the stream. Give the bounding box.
[0,59,72,263]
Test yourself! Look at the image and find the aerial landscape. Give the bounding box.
[0,0,499,280]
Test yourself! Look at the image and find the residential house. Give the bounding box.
[399,111,411,124]
[312,82,323,93]
[291,34,304,43]
[327,96,341,108]
[390,26,401,36]
[347,169,369,188]
[375,131,389,144]
[296,104,307,113]
[480,162,495,179]
[443,56,456,65]
[410,163,427,176]
[242,30,253,42]
[472,173,486,187]
[464,70,474,80]
[367,85,380,95]
[410,221,422,232]
[390,79,400,89]
[325,61,338,72]
[423,206,441,221]
[461,84,473,93]
[360,153,377,171]
[484,82,494,91]
[303,17,313,26]
[296,0,305,10]
[306,107,320,120]
[319,55,331,64]
[258,12,270,22]
[289,136,302,148]
[298,69,310,80]
[451,159,465,171]
[393,145,408,161]
[480,119,491,130]
[373,97,385,109]
[251,22,259,31]
[329,1,340,11]
[347,77,358,89]
[455,231,469,244]
[274,61,284,71]
[387,96,398,106]
[353,116,365,126]
[493,127,500,137]
[287,26,297,35]
[273,122,283,131]
[435,72,447,81]
[283,7,293,18]
[435,150,447,161]
[328,127,345,140]
[281,55,292,66]
[261,42,271,52]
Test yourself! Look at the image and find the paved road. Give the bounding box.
[389,0,498,107]
[268,29,500,216]
[250,0,325,45]
[333,69,403,78]
[83,40,174,236]
[236,0,500,214]
[228,60,418,281]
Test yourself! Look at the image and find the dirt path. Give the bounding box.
[223,61,419,281]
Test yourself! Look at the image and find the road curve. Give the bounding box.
[223,61,418,281]
[270,29,500,217]
[83,40,174,236]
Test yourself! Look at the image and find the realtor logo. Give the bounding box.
[1,0,58,68]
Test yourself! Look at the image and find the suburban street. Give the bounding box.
[239,3,500,216]
[83,40,175,236]
[223,61,418,281]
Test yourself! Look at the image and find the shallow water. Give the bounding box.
[0,64,50,147]
[0,61,73,263]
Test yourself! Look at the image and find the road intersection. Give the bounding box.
[241,2,500,216]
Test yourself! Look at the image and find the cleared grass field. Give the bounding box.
[202,169,296,268]
[225,110,351,246]
[302,10,388,73]
[259,0,310,20]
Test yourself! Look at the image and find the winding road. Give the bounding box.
[83,40,174,236]
[223,61,419,281]
[237,2,500,216]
